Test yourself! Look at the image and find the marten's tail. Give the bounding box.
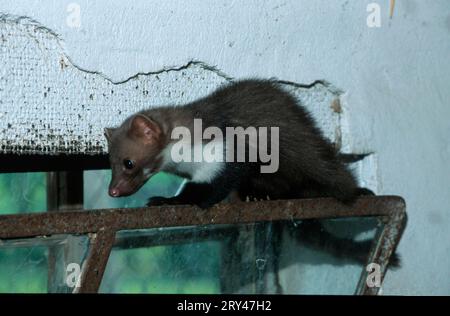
[291,219,401,268]
[338,152,372,163]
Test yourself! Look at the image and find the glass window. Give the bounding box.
[0,172,46,215]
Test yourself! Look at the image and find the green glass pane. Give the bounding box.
[0,246,48,293]
[100,238,221,294]
[84,169,383,294]
[84,170,184,209]
[0,172,47,215]
[0,235,90,293]
[284,217,380,295]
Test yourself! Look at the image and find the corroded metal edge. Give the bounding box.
[356,198,407,295]
[0,196,406,294]
[0,196,405,238]
[75,231,116,293]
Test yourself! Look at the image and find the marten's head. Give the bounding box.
[104,114,165,197]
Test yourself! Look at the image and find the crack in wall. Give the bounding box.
[0,13,340,91]
[0,13,62,40]
[66,59,235,86]
[1,13,234,86]
[0,13,345,157]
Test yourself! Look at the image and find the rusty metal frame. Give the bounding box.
[0,195,406,295]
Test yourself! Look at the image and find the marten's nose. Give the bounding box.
[109,188,120,197]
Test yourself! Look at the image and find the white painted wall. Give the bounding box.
[1,0,449,294]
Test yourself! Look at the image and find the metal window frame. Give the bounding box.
[0,195,406,294]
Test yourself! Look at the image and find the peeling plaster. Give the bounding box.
[0,14,344,156]
[0,12,381,295]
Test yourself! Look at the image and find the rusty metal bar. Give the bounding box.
[76,231,116,293]
[0,195,407,294]
[0,196,404,239]
[356,207,407,295]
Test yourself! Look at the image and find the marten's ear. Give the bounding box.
[104,127,116,142]
[129,114,161,143]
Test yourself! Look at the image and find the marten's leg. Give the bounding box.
[147,163,248,209]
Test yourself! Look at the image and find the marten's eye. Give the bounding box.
[123,159,135,170]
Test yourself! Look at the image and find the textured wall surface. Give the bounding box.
[0,0,449,294]
[0,15,341,155]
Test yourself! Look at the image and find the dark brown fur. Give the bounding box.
[106,79,360,205]
[105,80,400,273]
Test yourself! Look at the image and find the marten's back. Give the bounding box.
[187,80,358,201]
[191,81,339,167]
[145,80,358,201]
[190,80,334,153]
